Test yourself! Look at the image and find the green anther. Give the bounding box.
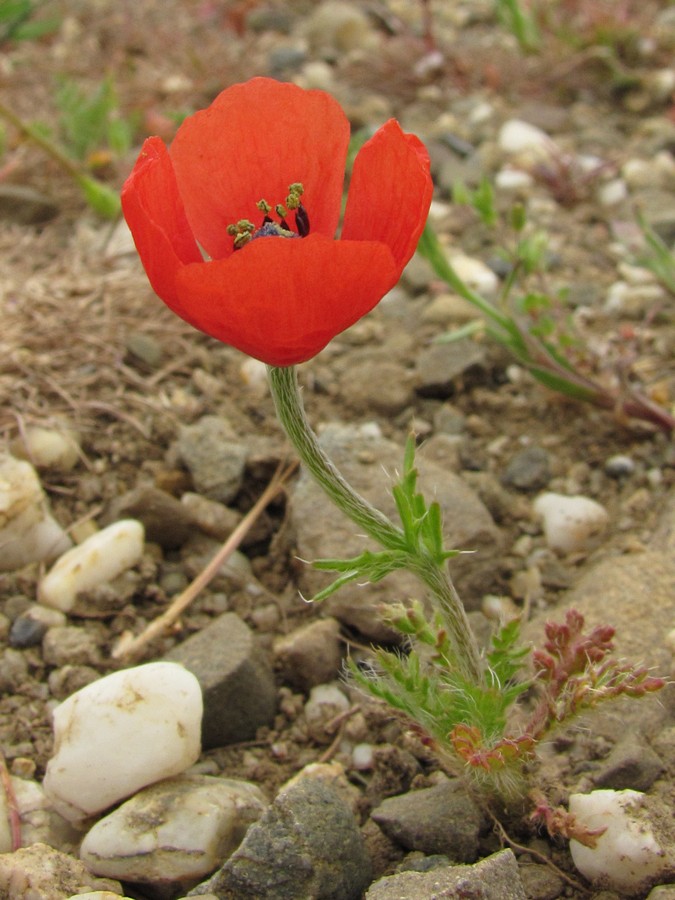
[226,218,255,249]
[275,203,288,219]
[285,182,304,210]
[256,199,272,214]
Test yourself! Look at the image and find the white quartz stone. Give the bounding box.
[498,118,552,161]
[43,662,202,822]
[80,775,267,883]
[569,789,675,892]
[0,454,72,571]
[448,253,499,297]
[533,492,609,554]
[11,424,80,471]
[38,519,145,611]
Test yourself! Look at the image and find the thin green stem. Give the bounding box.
[267,364,484,685]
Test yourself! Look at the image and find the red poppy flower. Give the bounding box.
[121,77,433,367]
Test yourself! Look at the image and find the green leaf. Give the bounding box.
[76,175,121,218]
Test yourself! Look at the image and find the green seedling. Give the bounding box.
[637,213,675,297]
[0,0,59,45]
[494,0,541,53]
[419,180,674,432]
[54,76,134,165]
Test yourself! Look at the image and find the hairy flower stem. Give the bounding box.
[267,364,484,685]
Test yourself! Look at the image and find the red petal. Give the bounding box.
[341,119,433,270]
[169,78,350,260]
[172,234,398,366]
[121,137,203,317]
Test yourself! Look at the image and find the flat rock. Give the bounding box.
[105,486,197,549]
[365,849,527,899]
[80,775,267,884]
[416,340,487,399]
[43,661,202,822]
[290,424,501,640]
[370,779,484,862]
[188,775,372,899]
[165,612,276,749]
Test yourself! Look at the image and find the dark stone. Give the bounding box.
[9,615,48,648]
[593,734,666,792]
[105,486,197,549]
[371,779,485,862]
[189,778,372,899]
[164,612,276,749]
[502,446,551,491]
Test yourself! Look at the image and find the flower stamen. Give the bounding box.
[228,183,310,249]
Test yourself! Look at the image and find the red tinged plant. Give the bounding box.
[121,77,433,366]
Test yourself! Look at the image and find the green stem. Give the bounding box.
[267,364,484,685]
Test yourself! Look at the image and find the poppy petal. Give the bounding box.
[341,119,433,271]
[121,136,203,317]
[169,78,350,260]
[172,234,399,366]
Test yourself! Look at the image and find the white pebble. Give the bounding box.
[597,178,628,206]
[533,492,609,554]
[80,775,267,883]
[448,253,499,297]
[11,425,80,471]
[495,167,534,192]
[304,683,350,742]
[38,519,144,612]
[0,454,72,571]
[569,789,675,892]
[43,662,202,822]
[351,743,375,771]
[497,118,552,160]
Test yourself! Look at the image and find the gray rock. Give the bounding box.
[189,776,371,899]
[41,626,100,667]
[273,617,344,690]
[416,340,487,399]
[502,446,551,491]
[365,849,527,899]
[592,734,666,792]
[515,862,564,900]
[370,779,484,862]
[339,361,414,416]
[164,612,276,749]
[176,417,247,503]
[125,331,163,368]
[105,485,197,549]
[290,424,501,640]
[0,184,59,225]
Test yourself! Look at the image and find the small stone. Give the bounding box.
[517,862,564,900]
[10,424,80,471]
[301,1,378,54]
[80,775,268,884]
[0,648,29,693]
[42,626,100,667]
[0,454,72,571]
[502,446,551,491]
[125,332,163,368]
[370,779,484,862]
[604,454,636,478]
[105,486,196,549]
[304,683,351,743]
[448,253,499,296]
[569,789,675,893]
[495,167,535,191]
[421,293,477,326]
[533,492,609,554]
[43,662,202,822]
[165,612,276,749]
[176,416,247,503]
[0,843,122,900]
[498,118,552,159]
[189,776,372,900]
[365,849,526,899]
[416,340,487,398]
[0,184,59,225]
[180,492,240,540]
[592,734,665,792]
[339,361,414,416]
[38,520,145,612]
[48,664,99,700]
[273,618,344,690]
[597,177,628,206]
